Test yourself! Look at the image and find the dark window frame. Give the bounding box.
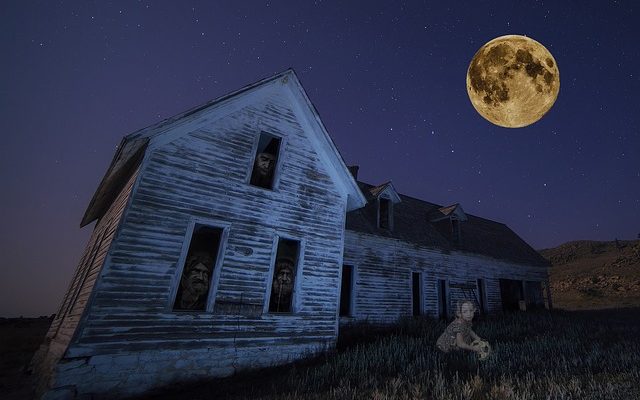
[264,234,305,315]
[412,271,423,317]
[476,278,488,315]
[247,131,285,191]
[168,219,229,313]
[437,278,449,319]
[377,196,393,230]
[339,264,356,317]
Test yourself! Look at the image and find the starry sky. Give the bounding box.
[1,1,639,317]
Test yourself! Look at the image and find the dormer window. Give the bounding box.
[370,182,401,231]
[451,217,461,244]
[378,197,392,230]
[429,203,467,245]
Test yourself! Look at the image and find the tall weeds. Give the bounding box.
[139,309,640,400]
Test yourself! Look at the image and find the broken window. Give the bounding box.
[173,224,222,311]
[379,197,391,229]
[250,132,281,190]
[268,238,300,313]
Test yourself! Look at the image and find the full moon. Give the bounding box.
[466,35,559,128]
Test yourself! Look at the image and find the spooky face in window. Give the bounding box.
[250,134,280,189]
[269,257,295,312]
[250,152,276,189]
[176,253,213,310]
[255,153,276,177]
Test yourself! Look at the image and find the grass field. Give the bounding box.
[3,310,639,399]
[134,309,640,400]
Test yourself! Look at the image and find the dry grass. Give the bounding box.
[135,308,640,400]
[541,240,640,310]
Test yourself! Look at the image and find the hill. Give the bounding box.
[540,239,640,309]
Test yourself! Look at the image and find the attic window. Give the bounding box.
[250,132,281,190]
[378,197,393,230]
[451,218,461,244]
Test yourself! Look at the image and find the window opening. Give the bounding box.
[477,278,487,315]
[173,224,222,311]
[438,279,448,319]
[525,281,544,309]
[250,132,281,189]
[269,238,300,313]
[412,272,422,316]
[379,198,390,229]
[499,279,524,312]
[452,218,461,243]
[339,265,354,317]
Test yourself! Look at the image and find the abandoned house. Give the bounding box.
[32,69,551,399]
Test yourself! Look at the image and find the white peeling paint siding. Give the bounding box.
[48,89,348,398]
[34,166,140,394]
[343,230,548,323]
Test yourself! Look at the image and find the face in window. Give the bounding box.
[250,152,277,189]
[255,153,276,177]
[276,262,293,286]
[270,258,294,312]
[185,262,209,295]
[177,254,213,310]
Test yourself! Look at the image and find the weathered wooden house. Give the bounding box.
[340,179,551,324]
[33,69,550,399]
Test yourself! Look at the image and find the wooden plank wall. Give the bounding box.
[69,90,347,357]
[343,230,548,323]
[37,166,139,375]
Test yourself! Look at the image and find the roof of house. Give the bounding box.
[346,181,549,267]
[81,69,366,226]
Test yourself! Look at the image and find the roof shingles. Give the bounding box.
[346,182,549,267]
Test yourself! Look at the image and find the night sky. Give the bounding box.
[2,1,638,317]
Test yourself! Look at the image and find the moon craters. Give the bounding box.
[466,35,560,128]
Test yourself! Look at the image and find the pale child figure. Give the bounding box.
[436,300,489,358]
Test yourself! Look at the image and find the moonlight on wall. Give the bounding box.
[466,35,560,128]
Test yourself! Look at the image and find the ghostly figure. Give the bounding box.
[436,300,491,360]
[269,257,295,312]
[175,253,213,311]
[250,152,276,188]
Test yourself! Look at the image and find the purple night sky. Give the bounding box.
[1,1,638,317]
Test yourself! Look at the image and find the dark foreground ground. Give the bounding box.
[0,317,51,400]
[3,309,640,400]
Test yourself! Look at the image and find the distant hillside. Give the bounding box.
[540,240,640,309]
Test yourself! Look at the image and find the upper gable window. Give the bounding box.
[250,132,281,190]
[378,197,393,230]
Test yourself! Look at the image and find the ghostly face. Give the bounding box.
[460,302,476,322]
[277,264,292,284]
[183,262,210,296]
[273,261,294,293]
[255,153,276,177]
